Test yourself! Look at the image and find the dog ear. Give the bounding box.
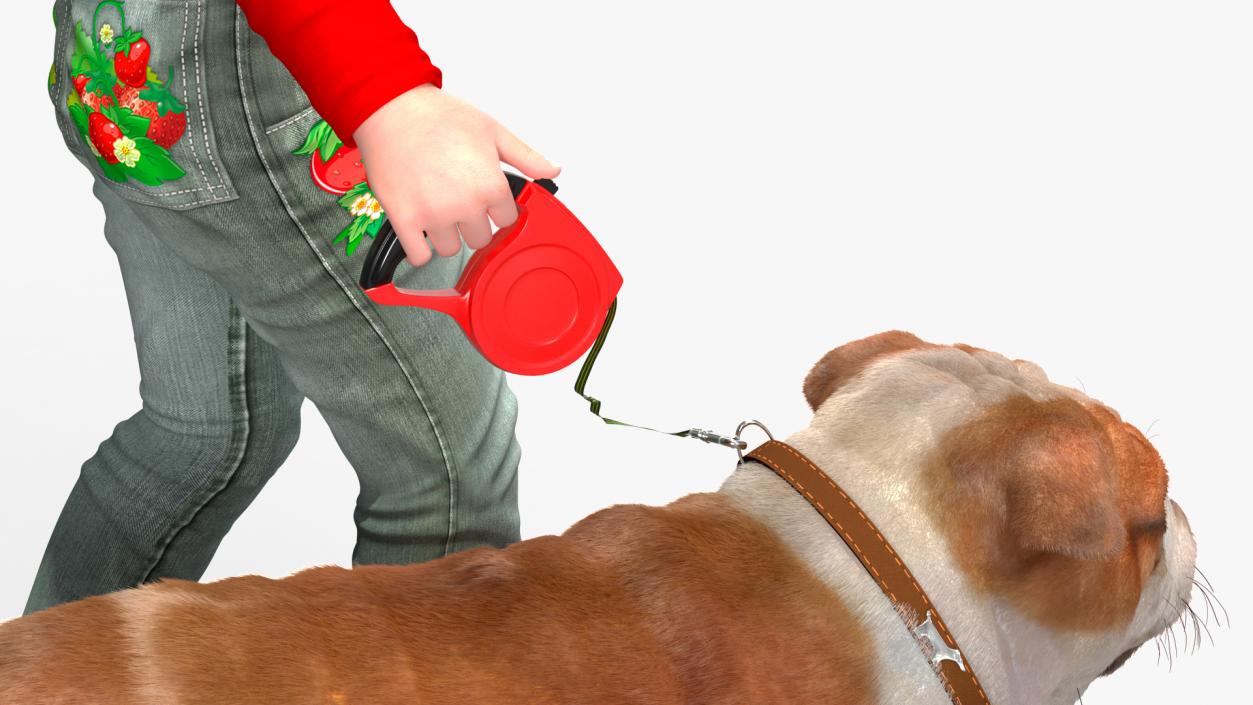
[947,396,1126,560]
[802,330,932,411]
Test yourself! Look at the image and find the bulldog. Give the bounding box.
[0,331,1197,705]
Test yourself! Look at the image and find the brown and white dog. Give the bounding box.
[0,331,1197,705]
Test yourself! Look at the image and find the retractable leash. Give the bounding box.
[359,172,766,453]
[573,297,775,454]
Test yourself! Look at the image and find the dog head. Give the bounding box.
[801,331,1196,700]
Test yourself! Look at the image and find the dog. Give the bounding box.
[0,331,1196,705]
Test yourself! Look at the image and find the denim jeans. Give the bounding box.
[28,0,521,613]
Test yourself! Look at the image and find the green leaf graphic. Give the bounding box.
[337,182,371,209]
[319,132,343,163]
[131,137,187,181]
[115,107,150,138]
[73,21,94,68]
[293,120,331,156]
[346,232,366,256]
[68,103,90,137]
[97,156,128,183]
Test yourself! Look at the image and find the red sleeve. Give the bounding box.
[236,0,443,144]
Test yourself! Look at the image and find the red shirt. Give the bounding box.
[235,0,442,144]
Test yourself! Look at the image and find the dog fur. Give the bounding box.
[0,331,1196,705]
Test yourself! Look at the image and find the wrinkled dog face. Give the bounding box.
[801,331,1197,698]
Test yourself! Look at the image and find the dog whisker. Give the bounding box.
[1190,578,1215,627]
[1195,566,1217,592]
[1173,601,1188,658]
[1181,598,1196,655]
[1186,601,1211,652]
[1193,567,1229,628]
[1181,599,1200,656]
[1157,597,1184,672]
[1186,580,1219,649]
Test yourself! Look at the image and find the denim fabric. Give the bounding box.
[28,0,521,614]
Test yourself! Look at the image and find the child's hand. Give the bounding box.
[352,83,561,267]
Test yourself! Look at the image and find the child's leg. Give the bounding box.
[47,1,522,578]
[24,182,304,615]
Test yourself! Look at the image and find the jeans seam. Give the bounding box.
[265,106,317,135]
[138,304,252,582]
[51,1,72,145]
[232,8,460,556]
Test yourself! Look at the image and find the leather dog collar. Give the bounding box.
[744,440,991,705]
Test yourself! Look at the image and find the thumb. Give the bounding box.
[495,124,561,180]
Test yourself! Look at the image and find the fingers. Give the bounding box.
[484,175,520,230]
[379,133,558,268]
[391,207,490,268]
[351,86,562,272]
[390,173,519,267]
[457,213,494,250]
[392,220,433,267]
[495,124,561,181]
[424,222,462,258]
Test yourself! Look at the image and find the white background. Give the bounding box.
[3,1,1249,703]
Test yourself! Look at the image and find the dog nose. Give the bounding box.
[1169,499,1191,533]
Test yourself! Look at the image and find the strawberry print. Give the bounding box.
[295,120,384,256]
[73,74,114,111]
[113,67,188,149]
[295,120,367,195]
[311,145,367,195]
[113,36,150,87]
[64,0,187,187]
[87,112,125,164]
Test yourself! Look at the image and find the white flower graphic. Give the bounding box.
[349,194,372,217]
[349,193,385,221]
[99,24,114,44]
[113,137,141,168]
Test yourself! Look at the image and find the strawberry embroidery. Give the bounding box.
[73,74,114,111]
[65,0,187,186]
[113,68,189,149]
[87,112,125,163]
[295,119,383,256]
[113,36,150,88]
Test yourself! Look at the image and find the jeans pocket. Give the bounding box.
[234,11,393,262]
[52,0,238,211]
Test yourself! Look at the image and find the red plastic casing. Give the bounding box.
[364,181,622,376]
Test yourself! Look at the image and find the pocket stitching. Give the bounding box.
[265,106,317,135]
[52,1,81,155]
[182,0,231,200]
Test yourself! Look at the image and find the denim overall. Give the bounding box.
[30,0,521,613]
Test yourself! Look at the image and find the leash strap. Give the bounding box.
[573,298,695,439]
[574,298,743,449]
[745,440,991,705]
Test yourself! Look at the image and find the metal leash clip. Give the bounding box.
[734,419,774,462]
[687,428,747,450]
[685,420,776,461]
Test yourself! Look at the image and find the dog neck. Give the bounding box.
[718,427,1085,705]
